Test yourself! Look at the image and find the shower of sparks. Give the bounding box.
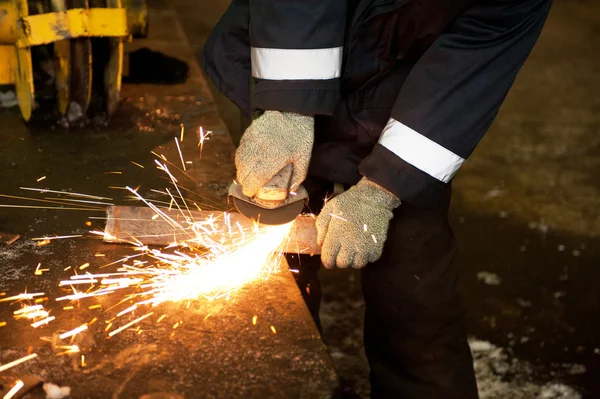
[0,131,300,371]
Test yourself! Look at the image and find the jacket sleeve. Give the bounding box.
[249,0,347,115]
[359,0,552,206]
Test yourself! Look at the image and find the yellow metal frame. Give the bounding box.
[0,45,16,84]
[17,8,128,47]
[0,0,143,122]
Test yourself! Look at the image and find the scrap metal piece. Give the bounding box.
[104,205,321,255]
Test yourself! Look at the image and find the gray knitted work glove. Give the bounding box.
[235,110,314,197]
[316,178,401,269]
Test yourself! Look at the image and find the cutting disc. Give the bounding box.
[229,183,307,225]
[232,196,305,226]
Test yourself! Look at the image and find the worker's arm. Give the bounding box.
[359,0,552,207]
[249,0,347,115]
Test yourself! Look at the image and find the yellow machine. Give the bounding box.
[0,0,147,123]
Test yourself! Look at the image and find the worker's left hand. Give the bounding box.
[316,178,401,269]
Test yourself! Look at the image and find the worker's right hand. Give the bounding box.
[235,110,314,197]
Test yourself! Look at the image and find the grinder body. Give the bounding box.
[229,164,308,225]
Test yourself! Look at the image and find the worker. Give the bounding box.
[202,0,552,397]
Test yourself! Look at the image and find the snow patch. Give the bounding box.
[477,271,502,286]
[43,383,71,399]
[470,339,581,399]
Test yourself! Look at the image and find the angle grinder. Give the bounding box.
[228,164,308,225]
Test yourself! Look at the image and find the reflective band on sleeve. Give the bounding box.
[251,47,342,80]
[379,119,465,183]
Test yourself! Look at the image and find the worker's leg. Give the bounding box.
[361,188,478,399]
[287,253,323,333]
[288,178,334,334]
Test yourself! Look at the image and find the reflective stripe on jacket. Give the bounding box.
[201,0,552,206]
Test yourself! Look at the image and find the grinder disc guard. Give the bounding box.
[229,183,308,225]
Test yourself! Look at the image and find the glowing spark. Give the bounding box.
[95,253,105,257]
[63,306,73,310]
[81,355,86,368]
[0,293,44,303]
[32,235,82,241]
[79,263,90,270]
[36,176,46,182]
[173,322,179,330]
[371,234,378,244]
[175,138,187,172]
[117,305,138,317]
[31,316,55,328]
[156,315,166,323]
[0,322,6,327]
[329,213,347,222]
[198,127,212,157]
[130,161,144,168]
[252,315,257,325]
[19,187,112,201]
[0,353,37,372]
[271,326,277,334]
[180,124,185,142]
[88,305,102,310]
[363,224,368,232]
[105,171,122,174]
[151,214,159,220]
[59,324,88,340]
[108,312,154,337]
[3,380,24,399]
[105,322,113,332]
[59,279,97,286]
